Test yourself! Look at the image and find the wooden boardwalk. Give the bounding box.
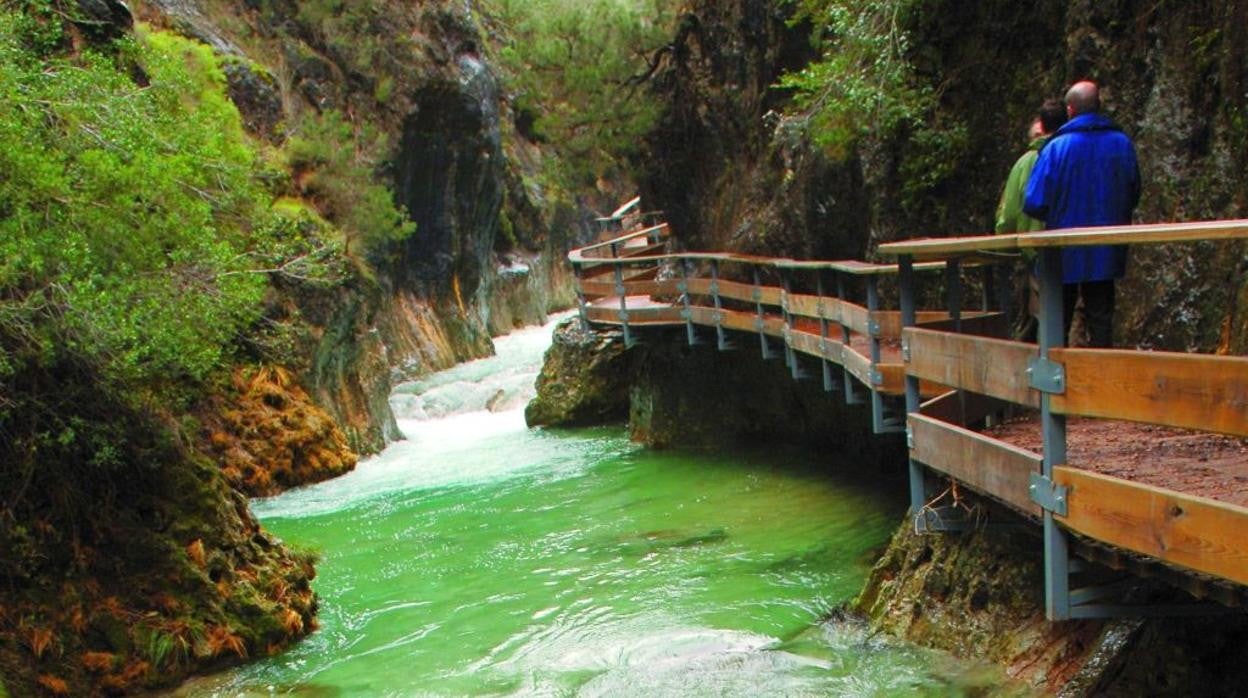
[570,216,1248,620]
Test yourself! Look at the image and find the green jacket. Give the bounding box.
[994,136,1047,234]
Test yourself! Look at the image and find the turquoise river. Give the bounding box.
[179,315,1018,696]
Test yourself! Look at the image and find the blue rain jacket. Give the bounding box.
[1023,113,1140,283]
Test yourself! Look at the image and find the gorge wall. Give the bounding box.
[638,0,1248,353]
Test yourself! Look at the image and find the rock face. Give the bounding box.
[855,503,1248,695]
[640,0,1248,353]
[625,0,1248,692]
[525,319,634,428]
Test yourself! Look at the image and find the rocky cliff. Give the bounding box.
[141,0,584,457]
[639,0,1248,352]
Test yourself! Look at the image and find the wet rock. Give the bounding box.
[224,60,285,143]
[525,319,634,427]
[72,0,132,41]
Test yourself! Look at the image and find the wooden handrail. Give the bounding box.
[566,213,1248,607]
[877,218,1248,260]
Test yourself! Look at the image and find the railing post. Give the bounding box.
[614,260,632,348]
[1036,247,1071,620]
[899,255,925,514]
[712,260,728,351]
[753,267,775,360]
[680,258,697,346]
[945,259,962,332]
[837,272,861,404]
[574,262,590,332]
[817,271,837,393]
[782,269,800,379]
[867,276,887,433]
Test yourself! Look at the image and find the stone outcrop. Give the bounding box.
[525,319,635,428]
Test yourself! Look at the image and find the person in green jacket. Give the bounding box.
[996,99,1067,234]
[995,99,1066,340]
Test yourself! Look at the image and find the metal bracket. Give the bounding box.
[871,369,884,386]
[905,425,915,449]
[680,308,692,320]
[754,317,765,332]
[677,281,688,293]
[868,319,882,337]
[615,283,627,296]
[617,310,630,323]
[1029,472,1069,516]
[1027,356,1066,394]
[901,337,911,362]
[709,281,720,295]
[751,288,762,302]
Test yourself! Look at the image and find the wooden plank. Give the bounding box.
[619,242,668,258]
[877,219,1248,260]
[872,310,994,339]
[685,277,714,296]
[573,223,669,257]
[843,346,874,388]
[1050,348,1248,437]
[785,293,868,333]
[913,312,1010,338]
[1054,466,1248,586]
[584,304,682,326]
[622,279,681,297]
[577,279,616,298]
[909,414,1042,515]
[706,278,784,306]
[903,327,1040,408]
[788,328,845,363]
[920,389,1013,428]
[719,308,761,334]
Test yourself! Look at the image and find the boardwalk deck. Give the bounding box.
[570,212,1248,617]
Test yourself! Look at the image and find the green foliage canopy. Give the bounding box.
[777,0,933,157]
[484,0,676,185]
[0,11,331,396]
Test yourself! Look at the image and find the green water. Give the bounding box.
[182,319,1016,696]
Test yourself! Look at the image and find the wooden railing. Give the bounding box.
[569,216,1248,620]
[879,219,1248,618]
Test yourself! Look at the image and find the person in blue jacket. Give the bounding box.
[1023,80,1140,347]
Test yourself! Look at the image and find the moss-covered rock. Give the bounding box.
[525,319,635,427]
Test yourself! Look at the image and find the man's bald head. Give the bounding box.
[1065,81,1100,116]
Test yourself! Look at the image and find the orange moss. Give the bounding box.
[279,608,304,636]
[205,624,248,659]
[99,660,150,693]
[199,364,359,496]
[186,539,207,569]
[27,626,54,659]
[36,674,70,695]
[80,651,116,674]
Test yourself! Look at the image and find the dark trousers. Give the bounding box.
[1064,280,1115,347]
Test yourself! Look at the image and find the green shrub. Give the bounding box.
[484,0,676,186]
[286,109,415,263]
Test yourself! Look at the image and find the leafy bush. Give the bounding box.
[0,11,338,399]
[484,0,676,185]
[777,0,933,157]
[286,109,415,263]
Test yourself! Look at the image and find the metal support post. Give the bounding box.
[711,261,729,351]
[945,259,962,332]
[1036,248,1070,620]
[867,276,888,433]
[574,264,590,331]
[615,261,632,348]
[782,270,801,379]
[899,255,925,514]
[837,272,862,404]
[753,268,775,360]
[680,259,697,346]
[817,271,836,393]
